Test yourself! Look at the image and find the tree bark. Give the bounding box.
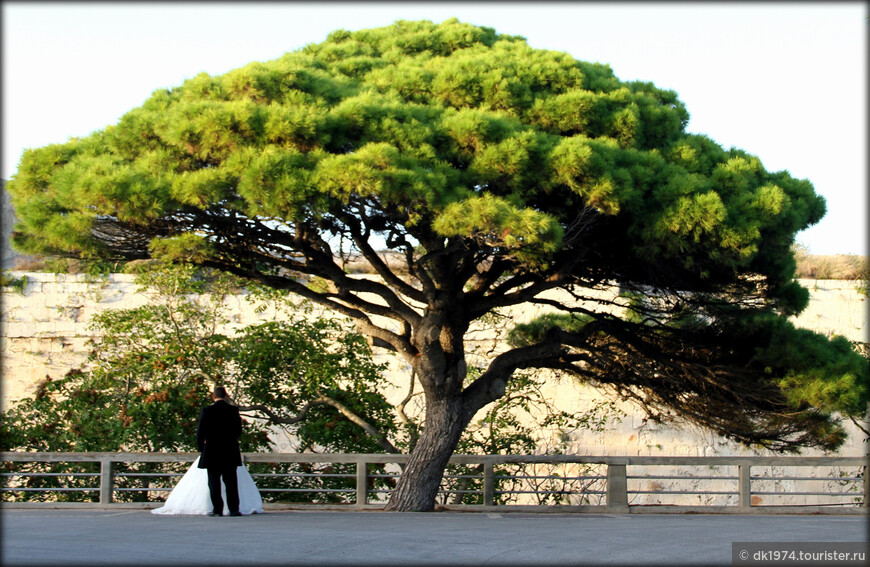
[384,396,470,511]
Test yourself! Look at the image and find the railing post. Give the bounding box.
[863,464,868,508]
[99,458,114,505]
[355,460,368,506]
[606,463,628,513]
[738,464,751,510]
[483,461,495,507]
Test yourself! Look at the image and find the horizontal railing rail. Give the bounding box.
[1,452,866,514]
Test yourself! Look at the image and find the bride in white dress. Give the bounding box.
[151,457,264,516]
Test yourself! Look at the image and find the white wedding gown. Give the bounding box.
[151,457,263,515]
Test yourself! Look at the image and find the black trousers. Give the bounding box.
[206,465,240,515]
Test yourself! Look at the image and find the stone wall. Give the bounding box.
[2,272,867,463]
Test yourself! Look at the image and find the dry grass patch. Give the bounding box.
[794,252,868,280]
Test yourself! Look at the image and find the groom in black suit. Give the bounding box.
[196,386,243,517]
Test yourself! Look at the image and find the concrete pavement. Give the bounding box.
[1,509,867,566]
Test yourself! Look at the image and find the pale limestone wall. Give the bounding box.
[1,273,141,406]
[790,280,867,342]
[0,272,295,410]
[2,274,867,466]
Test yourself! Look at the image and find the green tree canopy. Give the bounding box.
[7,19,866,511]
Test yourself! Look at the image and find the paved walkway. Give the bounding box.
[1,509,867,566]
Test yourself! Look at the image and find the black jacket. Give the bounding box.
[196,399,242,469]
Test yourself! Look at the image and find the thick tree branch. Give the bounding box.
[339,206,428,305]
[240,395,400,454]
[203,261,417,357]
[316,393,401,454]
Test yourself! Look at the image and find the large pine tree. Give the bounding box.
[8,19,866,511]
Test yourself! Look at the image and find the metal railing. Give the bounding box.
[1,452,866,514]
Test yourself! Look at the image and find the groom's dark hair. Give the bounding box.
[213,386,228,399]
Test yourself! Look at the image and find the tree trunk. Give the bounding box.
[384,396,470,511]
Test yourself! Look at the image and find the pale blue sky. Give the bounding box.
[2,2,866,254]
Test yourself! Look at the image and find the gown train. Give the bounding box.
[151,456,263,515]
